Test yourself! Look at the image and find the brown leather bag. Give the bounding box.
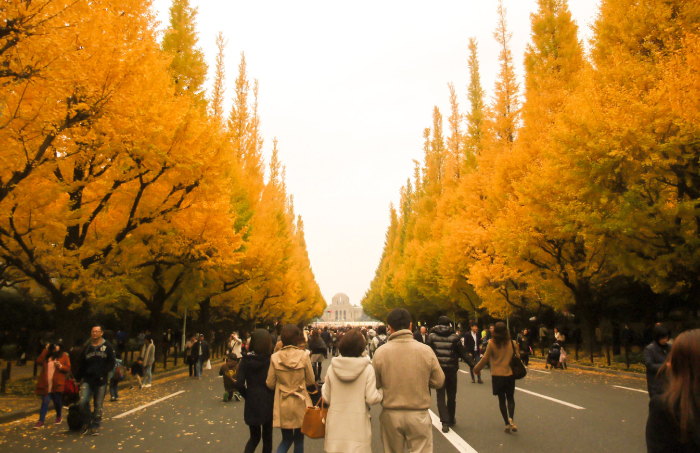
[301,396,327,439]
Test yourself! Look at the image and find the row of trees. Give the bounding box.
[362,0,700,346]
[0,0,325,347]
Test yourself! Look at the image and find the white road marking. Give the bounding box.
[428,410,479,453]
[528,368,550,374]
[113,390,186,419]
[515,388,585,410]
[612,385,647,394]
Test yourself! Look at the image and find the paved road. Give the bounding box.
[0,358,649,452]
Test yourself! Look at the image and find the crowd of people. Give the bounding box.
[25,313,700,452]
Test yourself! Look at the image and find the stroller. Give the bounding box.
[546,341,567,369]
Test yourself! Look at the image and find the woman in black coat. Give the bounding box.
[644,324,671,398]
[237,329,275,453]
[646,329,700,452]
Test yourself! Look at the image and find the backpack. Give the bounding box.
[375,336,387,350]
[112,360,126,382]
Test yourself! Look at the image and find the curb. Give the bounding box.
[0,358,224,425]
[529,357,645,379]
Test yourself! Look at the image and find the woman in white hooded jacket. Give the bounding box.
[322,329,383,453]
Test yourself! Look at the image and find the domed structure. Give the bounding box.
[320,293,368,323]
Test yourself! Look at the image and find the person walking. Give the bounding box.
[414,326,428,344]
[645,328,700,452]
[464,323,483,384]
[76,325,116,436]
[307,329,327,382]
[322,329,383,452]
[427,316,475,433]
[141,336,155,388]
[192,334,210,378]
[266,325,316,453]
[185,335,196,377]
[473,322,520,433]
[644,324,671,398]
[539,324,549,356]
[238,329,275,453]
[518,328,533,367]
[320,327,332,355]
[33,343,70,428]
[372,308,445,453]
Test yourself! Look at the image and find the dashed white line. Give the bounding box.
[113,390,186,419]
[612,385,647,394]
[515,388,585,410]
[428,410,479,453]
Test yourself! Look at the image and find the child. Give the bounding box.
[109,356,124,401]
[546,341,562,369]
[219,353,241,402]
[129,357,144,389]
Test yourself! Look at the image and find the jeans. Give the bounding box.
[196,358,204,377]
[245,420,273,453]
[144,364,153,385]
[79,382,106,429]
[276,428,303,453]
[39,393,63,423]
[436,369,458,424]
[109,381,119,399]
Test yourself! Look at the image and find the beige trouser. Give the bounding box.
[380,409,433,453]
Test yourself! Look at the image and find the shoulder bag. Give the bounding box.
[301,396,328,439]
[510,340,527,380]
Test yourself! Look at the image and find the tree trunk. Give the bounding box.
[198,297,212,342]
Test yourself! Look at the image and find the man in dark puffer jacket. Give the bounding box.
[427,316,475,433]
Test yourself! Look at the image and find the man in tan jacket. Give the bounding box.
[372,308,445,453]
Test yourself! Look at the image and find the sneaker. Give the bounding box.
[223,391,230,402]
[33,421,44,429]
[54,417,62,425]
[509,418,518,432]
[442,424,450,433]
[83,427,91,436]
[234,393,241,401]
[91,428,100,436]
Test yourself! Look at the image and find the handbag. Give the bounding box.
[204,359,212,370]
[301,396,328,439]
[510,341,527,380]
[63,372,80,405]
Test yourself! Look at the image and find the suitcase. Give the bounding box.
[67,404,83,431]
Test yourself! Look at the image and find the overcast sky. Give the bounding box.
[151,0,600,308]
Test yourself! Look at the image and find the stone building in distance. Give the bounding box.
[320,292,374,323]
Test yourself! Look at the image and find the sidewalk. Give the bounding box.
[528,356,645,379]
[0,358,224,425]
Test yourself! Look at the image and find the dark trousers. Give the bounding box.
[312,362,322,382]
[521,353,530,366]
[436,369,458,424]
[468,351,480,380]
[245,420,273,453]
[276,428,303,453]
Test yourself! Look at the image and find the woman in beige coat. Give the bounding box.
[266,325,316,453]
[474,322,520,433]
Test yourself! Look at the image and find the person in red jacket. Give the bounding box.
[34,343,71,429]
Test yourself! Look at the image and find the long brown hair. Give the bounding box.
[660,329,700,440]
[491,322,511,347]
